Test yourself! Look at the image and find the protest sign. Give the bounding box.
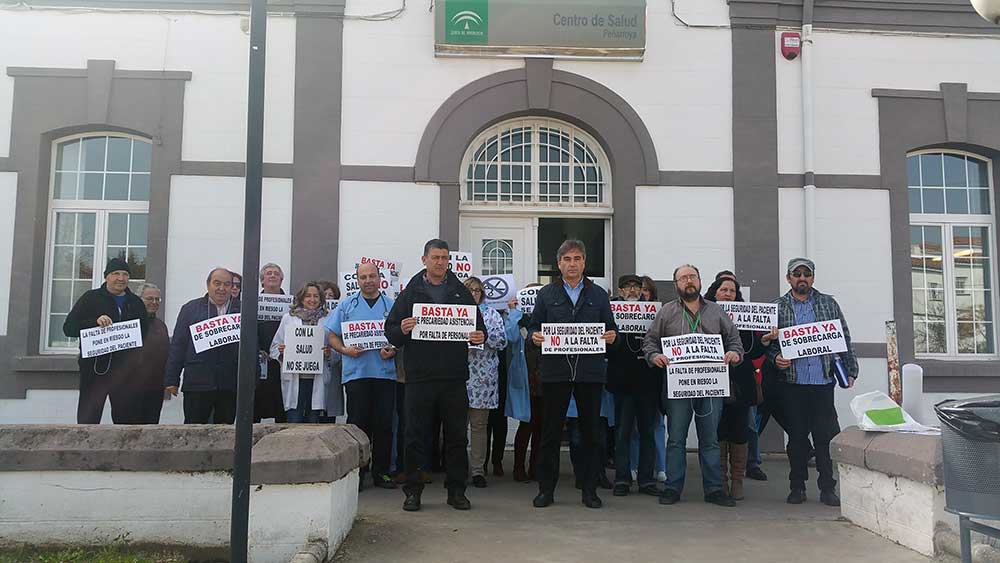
[258,294,293,322]
[358,256,400,278]
[449,251,473,282]
[282,324,324,375]
[190,313,241,354]
[660,333,725,363]
[779,319,848,360]
[80,319,143,358]
[412,303,477,342]
[665,363,731,399]
[341,319,389,351]
[718,301,778,332]
[517,287,539,314]
[541,323,606,355]
[611,301,661,333]
[339,268,396,298]
[326,299,339,312]
[481,274,517,310]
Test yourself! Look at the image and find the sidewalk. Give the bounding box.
[333,455,932,562]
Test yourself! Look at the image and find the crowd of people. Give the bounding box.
[63,237,858,513]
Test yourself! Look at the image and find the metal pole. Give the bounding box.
[231,0,267,559]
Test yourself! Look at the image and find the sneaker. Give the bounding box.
[746,466,768,481]
[787,489,807,504]
[402,491,421,512]
[658,489,680,505]
[612,483,629,496]
[638,483,660,497]
[447,491,471,510]
[656,471,667,483]
[472,475,488,488]
[820,490,841,507]
[704,490,736,507]
[373,474,398,489]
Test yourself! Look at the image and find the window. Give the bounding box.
[909,151,996,357]
[43,134,151,352]
[481,239,514,275]
[462,118,610,208]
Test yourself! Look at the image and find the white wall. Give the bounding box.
[0,172,16,335]
[555,2,732,172]
[777,30,1000,175]
[341,0,521,167]
[778,188,893,344]
[165,176,292,330]
[337,181,440,282]
[0,389,184,425]
[635,186,735,281]
[0,9,295,164]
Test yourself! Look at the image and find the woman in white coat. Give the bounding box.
[270,281,332,423]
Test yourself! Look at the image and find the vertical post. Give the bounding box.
[231,0,267,560]
[886,320,902,405]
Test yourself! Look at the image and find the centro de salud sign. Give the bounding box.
[436,0,646,60]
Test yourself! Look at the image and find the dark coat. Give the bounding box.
[527,277,619,384]
[728,330,766,406]
[385,269,485,384]
[63,284,148,376]
[164,295,241,392]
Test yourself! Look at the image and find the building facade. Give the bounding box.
[1,0,999,426]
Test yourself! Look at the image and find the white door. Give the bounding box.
[459,216,536,290]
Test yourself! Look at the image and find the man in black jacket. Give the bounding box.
[64,257,148,424]
[386,239,485,512]
[528,240,618,509]
[164,267,240,424]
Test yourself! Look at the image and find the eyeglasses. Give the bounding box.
[142,297,161,302]
[790,271,814,279]
[468,288,483,294]
[676,274,699,282]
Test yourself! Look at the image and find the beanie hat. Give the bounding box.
[104,257,131,277]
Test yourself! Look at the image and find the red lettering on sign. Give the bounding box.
[671,346,682,356]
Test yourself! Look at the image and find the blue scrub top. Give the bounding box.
[326,293,397,383]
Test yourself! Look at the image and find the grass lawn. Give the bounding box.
[0,545,209,563]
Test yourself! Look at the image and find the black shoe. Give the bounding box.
[820,490,841,507]
[746,466,768,481]
[447,490,471,510]
[402,491,421,512]
[704,490,736,507]
[638,483,660,497]
[658,489,680,505]
[598,473,614,490]
[582,491,603,509]
[612,483,629,496]
[373,474,398,489]
[787,489,807,504]
[574,478,583,490]
[533,491,554,508]
[472,475,487,488]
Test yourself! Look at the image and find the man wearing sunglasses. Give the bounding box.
[767,257,858,508]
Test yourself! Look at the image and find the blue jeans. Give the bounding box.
[664,397,724,496]
[747,406,763,469]
[286,378,321,423]
[614,392,658,486]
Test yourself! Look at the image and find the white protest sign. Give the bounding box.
[258,294,293,322]
[341,320,388,351]
[449,251,473,282]
[481,274,517,310]
[718,301,778,332]
[326,299,339,312]
[517,287,539,314]
[339,269,396,298]
[611,301,661,334]
[779,319,848,360]
[190,313,241,354]
[541,323,606,355]
[412,303,477,342]
[282,324,325,375]
[80,319,143,358]
[665,363,731,399]
[660,333,725,364]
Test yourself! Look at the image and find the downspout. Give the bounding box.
[802,0,816,257]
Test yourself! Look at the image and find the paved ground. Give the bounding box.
[333,455,933,563]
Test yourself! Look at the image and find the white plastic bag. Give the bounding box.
[850,390,938,434]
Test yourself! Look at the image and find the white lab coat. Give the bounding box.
[270,312,331,412]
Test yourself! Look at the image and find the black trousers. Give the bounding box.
[345,378,396,478]
[538,381,603,495]
[404,380,469,495]
[78,371,162,424]
[485,357,509,468]
[395,382,406,474]
[718,401,751,444]
[782,383,838,492]
[183,390,237,424]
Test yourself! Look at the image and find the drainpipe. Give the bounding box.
[802,0,816,258]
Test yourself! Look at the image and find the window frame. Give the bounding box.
[909,149,998,360]
[40,132,151,354]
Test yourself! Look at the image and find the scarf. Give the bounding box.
[290,304,327,325]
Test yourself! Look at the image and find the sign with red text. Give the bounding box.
[80,319,143,358]
[660,333,724,364]
[282,324,324,375]
[665,363,731,399]
[517,287,539,314]
[412,303,477,341]
[611,301,661,333]
[779,319,847,360]
[258,294,293,322]
[339,269,396,298]
[190,313,241,354]
[449,251,473,282]
[541,323,606,355]
[341,320,388,351]
[718,301,777,332]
